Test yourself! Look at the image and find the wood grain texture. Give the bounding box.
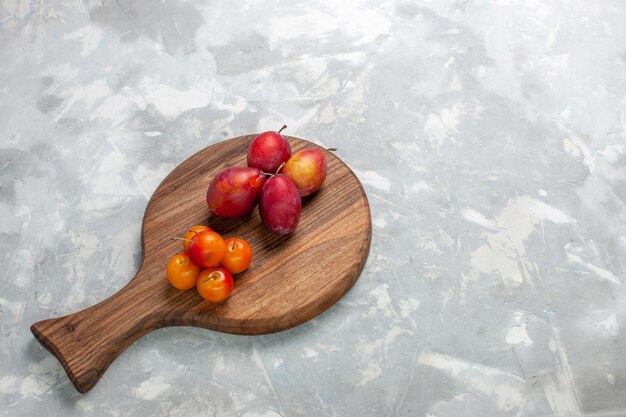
[30,135,372,393]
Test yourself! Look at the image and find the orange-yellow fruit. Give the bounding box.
[282,148,327,197]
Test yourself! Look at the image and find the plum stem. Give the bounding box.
[231,237,238,251]
[275,162,286,175]
[172,237,195,244]
[327,147,337,151]
[261,162,286,177]
[201,272,220,283]
[278,125,287,134]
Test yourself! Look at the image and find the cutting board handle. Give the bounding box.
[30,270,158,393]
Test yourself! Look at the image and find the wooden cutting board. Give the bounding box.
[30,135,372,393]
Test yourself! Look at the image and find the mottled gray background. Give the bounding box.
[1,0,625,416]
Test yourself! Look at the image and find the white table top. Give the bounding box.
[1,1,625,416]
